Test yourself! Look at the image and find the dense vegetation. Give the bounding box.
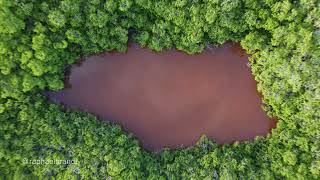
[0,0,319,179]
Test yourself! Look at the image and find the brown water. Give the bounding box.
[46,43,276,151]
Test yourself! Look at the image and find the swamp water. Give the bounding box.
[47,43,276,151]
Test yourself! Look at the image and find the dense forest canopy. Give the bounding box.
[0,0,319,179]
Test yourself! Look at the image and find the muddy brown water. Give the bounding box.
[46,42,276,151]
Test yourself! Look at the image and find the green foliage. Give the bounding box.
[0,0,319,179]
[48,10,66,29]
[0,5,25,34]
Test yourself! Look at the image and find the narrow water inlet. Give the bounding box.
[46,42,276,151]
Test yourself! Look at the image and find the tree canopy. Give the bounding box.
[0,0,319,179]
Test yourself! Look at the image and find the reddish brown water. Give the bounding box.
[47,43,276,151]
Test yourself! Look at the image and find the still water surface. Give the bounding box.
[47,43,276,151]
